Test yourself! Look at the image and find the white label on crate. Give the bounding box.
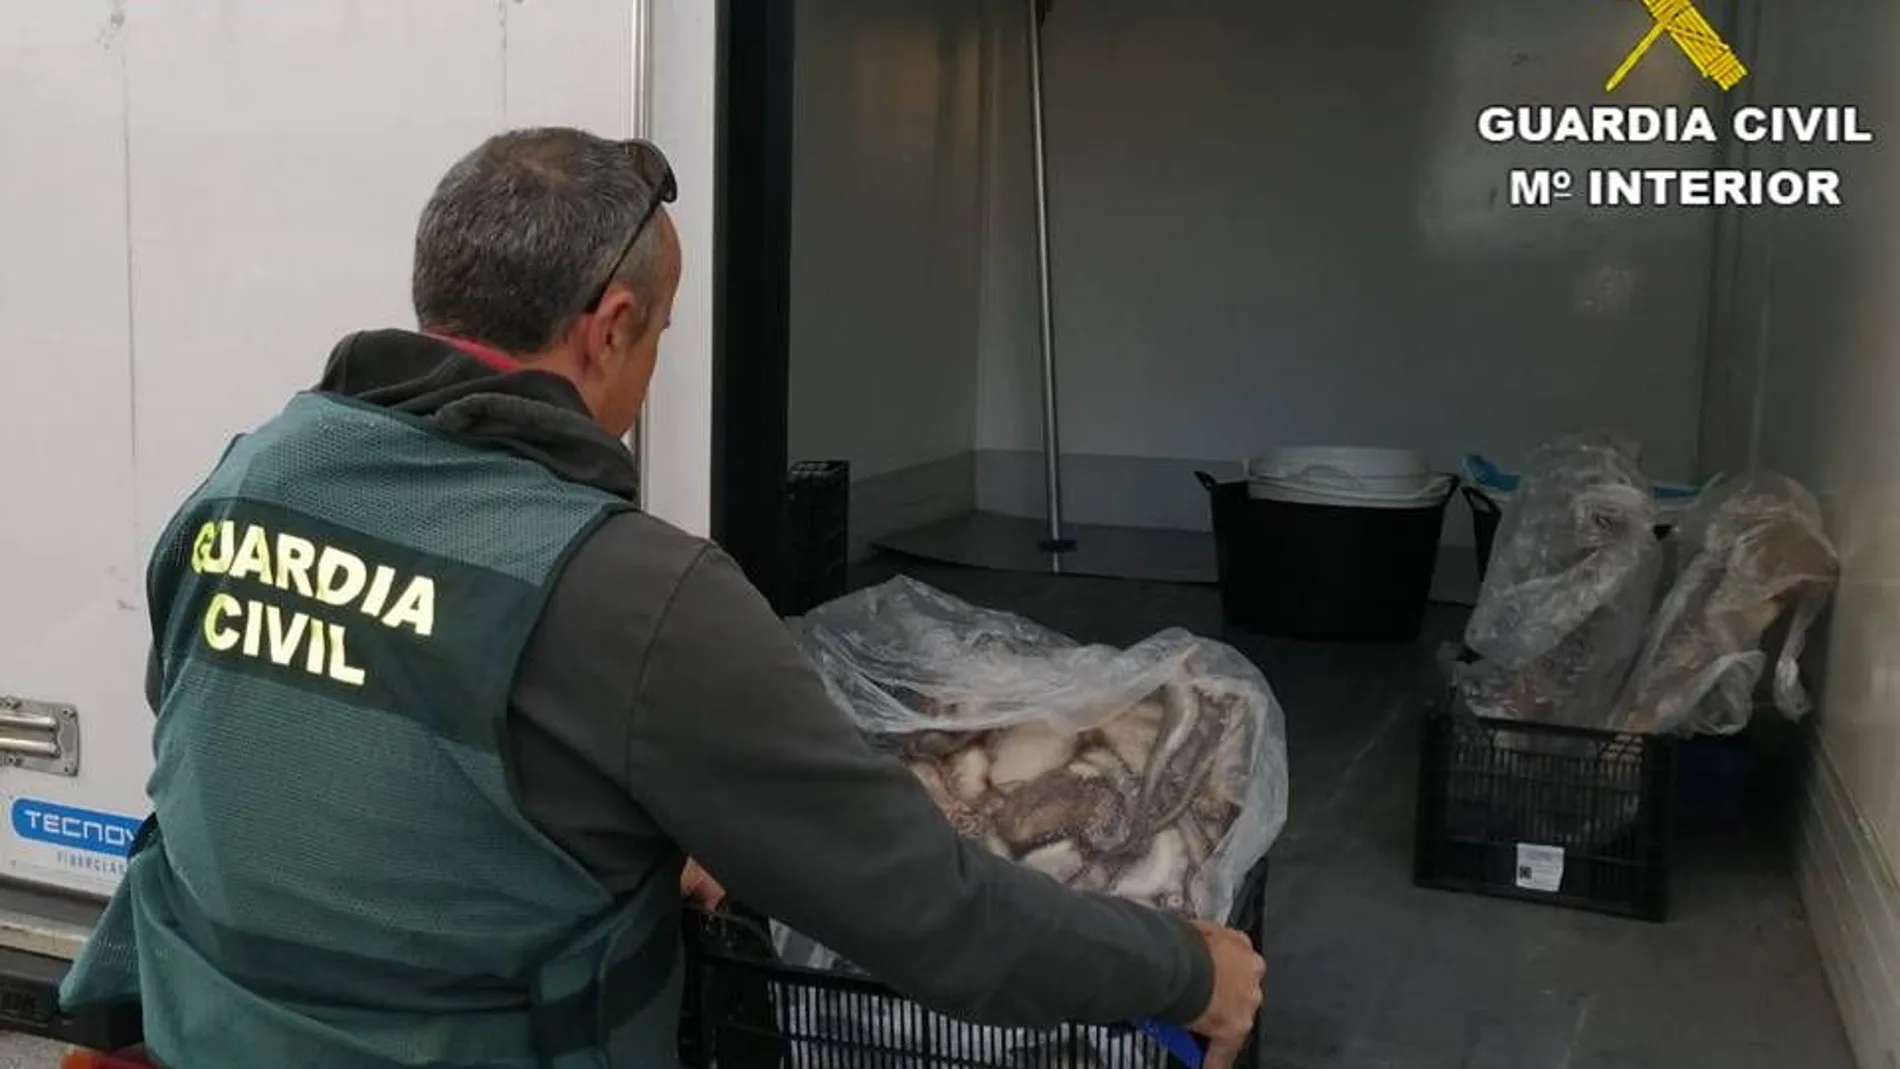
[1515,843,1566,893]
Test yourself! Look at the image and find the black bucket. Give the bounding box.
[1199,471,1453,643]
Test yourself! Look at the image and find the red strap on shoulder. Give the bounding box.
[424,332,520,373]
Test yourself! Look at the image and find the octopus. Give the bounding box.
[1612,480,1838,735]
[780,582,1286,1065]
[893,668,1265,916]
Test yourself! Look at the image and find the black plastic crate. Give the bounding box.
[1677,732,1756,826]
[1413,704,1678,922]
[0,944,142,1051]
[681,856,1270,1068]
[782,460,849,616]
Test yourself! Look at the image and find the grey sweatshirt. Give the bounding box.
[296,328,1214,1030]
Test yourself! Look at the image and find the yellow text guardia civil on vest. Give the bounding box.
[189,520,437,686]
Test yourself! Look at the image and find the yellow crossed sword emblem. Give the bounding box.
[1605,0,1747,93]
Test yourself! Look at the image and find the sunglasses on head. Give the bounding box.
[581,139,679,312]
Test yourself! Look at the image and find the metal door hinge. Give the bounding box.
[0,698,80,778]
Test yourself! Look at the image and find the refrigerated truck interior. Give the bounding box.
[2,0,1896,1066]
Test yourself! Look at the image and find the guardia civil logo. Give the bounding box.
[1605,0,1746,93]
[1478,2,1877,210]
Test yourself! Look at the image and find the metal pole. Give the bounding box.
[629,0,655,509]
[1027,0,1072,554]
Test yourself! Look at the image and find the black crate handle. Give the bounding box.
[686,903,776,949]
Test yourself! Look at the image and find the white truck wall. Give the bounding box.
[0,0,147,896]
[641,0,720,538]
[785,0,989,555]
[974,0,1725,536]
[1699,1,1900,1065]
[0,0,716,897]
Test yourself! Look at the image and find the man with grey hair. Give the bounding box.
[58,127,1264,1068]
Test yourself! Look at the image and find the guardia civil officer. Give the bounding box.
[60,128,1265,1068]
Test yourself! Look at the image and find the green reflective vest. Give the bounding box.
[61,392,681,1069]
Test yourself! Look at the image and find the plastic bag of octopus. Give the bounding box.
[1458,431,1666,729]
[789,575,1290,928]
[1610,472,1838,737]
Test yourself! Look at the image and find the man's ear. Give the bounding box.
[615,291,654,350]
[578,288,641,368]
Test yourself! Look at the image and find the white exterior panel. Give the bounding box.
[0,0,653,898]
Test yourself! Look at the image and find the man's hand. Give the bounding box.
[1185,919,1265,1069]
[680,858,727,910]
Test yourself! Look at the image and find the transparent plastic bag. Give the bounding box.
[1611,473,1838,736]
[782,575,1289,954]
[1459,432,1665,728]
